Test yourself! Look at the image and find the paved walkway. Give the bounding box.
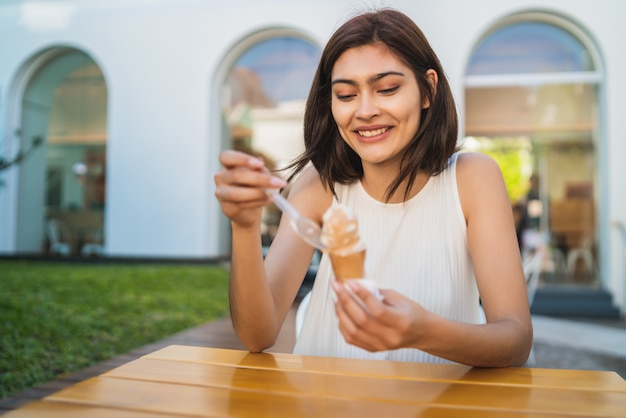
[2,307,626,415]
[531,315,626,378]
[533,315,626,359]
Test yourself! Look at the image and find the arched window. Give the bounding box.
[465,17,602,288]
[467,21,594,75]
[228,36,320,107]
[220,33,320,245]
[17,49,107,257]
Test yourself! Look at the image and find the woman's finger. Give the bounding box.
[333,280,389,350]
[219,150,265,170]
[215,165,286,193]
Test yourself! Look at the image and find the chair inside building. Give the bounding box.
[549,183,596,280]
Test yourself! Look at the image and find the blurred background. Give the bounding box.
[0,0,625,319]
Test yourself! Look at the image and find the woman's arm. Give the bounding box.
[455,152,533,366]
[215,151,329,352]
[332,152,533,366]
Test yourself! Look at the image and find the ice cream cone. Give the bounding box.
[329,248,366,283]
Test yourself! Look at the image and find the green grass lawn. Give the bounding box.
[0,260,230,399]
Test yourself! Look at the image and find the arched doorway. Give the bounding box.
[216,31,320,253]
[16,48,107,256]
[465,15,603,289]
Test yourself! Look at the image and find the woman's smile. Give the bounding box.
[355,126,392,142]
[331,43,426,167]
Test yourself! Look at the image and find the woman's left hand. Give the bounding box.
[332,279,427,352]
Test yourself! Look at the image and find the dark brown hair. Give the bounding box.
[287,8,459,201]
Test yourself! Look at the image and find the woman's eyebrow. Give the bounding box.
[370,71,405,82]
[330,78,356,87]
[331,71,405,86]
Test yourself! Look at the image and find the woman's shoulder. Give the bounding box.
[455,151,508,218]
[455,151,502,180]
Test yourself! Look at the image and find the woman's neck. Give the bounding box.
[361,165,429,203]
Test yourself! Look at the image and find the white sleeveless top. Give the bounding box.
[293,153,481,363]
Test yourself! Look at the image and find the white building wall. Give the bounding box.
[0,0,355,257]
[0,0,625,307]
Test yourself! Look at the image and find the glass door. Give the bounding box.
[465,19,602,287]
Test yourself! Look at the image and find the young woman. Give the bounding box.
[214,8,533,367]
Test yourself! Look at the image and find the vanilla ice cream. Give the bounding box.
[322,204,366,282]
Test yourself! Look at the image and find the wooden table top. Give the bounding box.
[5,345,626,417]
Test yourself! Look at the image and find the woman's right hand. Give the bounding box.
[214,150,287,228]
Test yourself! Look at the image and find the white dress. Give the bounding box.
[293,153,481,363]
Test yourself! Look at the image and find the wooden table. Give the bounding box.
[4,345,626,417]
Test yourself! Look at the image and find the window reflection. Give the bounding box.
[44,57,106,257]
[467,22,594,75]
[222,36,320,244]
[465,18,600,289]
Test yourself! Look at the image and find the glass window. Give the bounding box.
[465,19,600,289]
[232,37,320,106]
[467,22,594,75]
[223,36,319,166]
[20,50,107,257]
[222,35,320,244]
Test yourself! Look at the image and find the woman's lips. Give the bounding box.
[355,126,392,143]
[358,127,388,137]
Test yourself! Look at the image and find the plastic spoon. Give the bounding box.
[267,190,328,252]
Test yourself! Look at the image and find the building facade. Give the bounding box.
[1,0,625,315]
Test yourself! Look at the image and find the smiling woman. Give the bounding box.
[214,8,533,368]
[329,45,428,174]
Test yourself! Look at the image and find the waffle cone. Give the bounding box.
[329,249,366,283]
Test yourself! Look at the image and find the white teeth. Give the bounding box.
[358,128,388,138]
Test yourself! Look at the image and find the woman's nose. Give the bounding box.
[355,94,379,119]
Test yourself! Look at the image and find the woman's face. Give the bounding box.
[330,43,432,168]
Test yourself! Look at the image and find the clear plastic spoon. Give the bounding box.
[267,190,328,252]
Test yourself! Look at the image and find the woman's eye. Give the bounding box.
[335,93,355,101]
[379,86,400,95]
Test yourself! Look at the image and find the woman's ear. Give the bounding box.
[422,69,438,109]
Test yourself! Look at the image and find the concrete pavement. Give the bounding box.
[531,315,626,379]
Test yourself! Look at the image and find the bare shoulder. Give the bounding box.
[456,152,505,189]
[286,165,333,223]
[456,151,501,177]
[456,152,508,218]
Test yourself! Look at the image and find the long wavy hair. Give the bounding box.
[286,8,459,201]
